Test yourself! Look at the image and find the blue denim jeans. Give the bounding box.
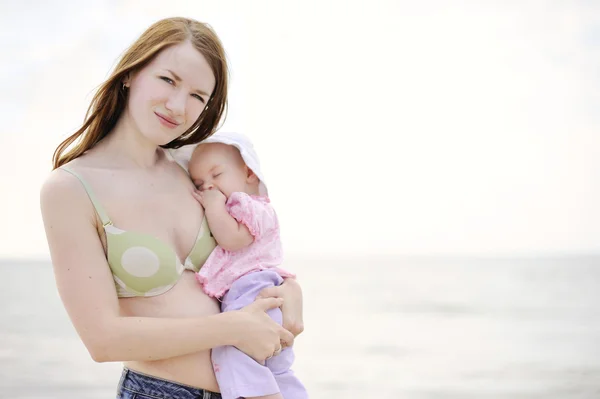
[116,367,222,399]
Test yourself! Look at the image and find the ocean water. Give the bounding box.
[0,255,599,398]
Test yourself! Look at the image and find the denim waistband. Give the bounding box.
[117,367,221,399]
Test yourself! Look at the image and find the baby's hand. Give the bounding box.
[193,187,227,209]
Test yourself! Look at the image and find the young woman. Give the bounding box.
[40,17,304,399]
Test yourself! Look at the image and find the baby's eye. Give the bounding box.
[213,173,222,179]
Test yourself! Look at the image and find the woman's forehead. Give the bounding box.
[148,41,216,94]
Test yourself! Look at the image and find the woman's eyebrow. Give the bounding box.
[166,69,210,97]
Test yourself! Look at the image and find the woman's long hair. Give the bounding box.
[53,17,229,169]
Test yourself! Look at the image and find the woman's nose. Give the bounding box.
[165,90,186,116]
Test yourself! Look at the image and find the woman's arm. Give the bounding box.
[40,170,292,363]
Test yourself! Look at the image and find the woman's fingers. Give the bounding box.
[235,298,291,363]
[246,297,293,351]
[257,285,282,299]
[248,297,284,312]
[247,298,294,346]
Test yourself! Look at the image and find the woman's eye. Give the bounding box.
[192,94,206,103]
[160,76,174,85]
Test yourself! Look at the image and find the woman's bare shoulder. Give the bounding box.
[39,162,97,223]
[41,165,81,198]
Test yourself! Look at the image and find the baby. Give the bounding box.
[187,132,308,399]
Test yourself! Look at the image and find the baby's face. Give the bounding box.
[188,143,250,198]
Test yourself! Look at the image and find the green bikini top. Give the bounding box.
[60,166,217,298]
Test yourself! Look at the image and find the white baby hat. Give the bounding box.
[169,131,268,196]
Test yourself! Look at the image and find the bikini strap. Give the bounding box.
[60,166,112,226]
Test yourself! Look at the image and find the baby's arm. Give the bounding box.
[193,188,253,252]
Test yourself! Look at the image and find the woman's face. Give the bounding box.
[125,41,216,146]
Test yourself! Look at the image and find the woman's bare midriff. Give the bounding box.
[76,153,226,391]
[118,270,222,392]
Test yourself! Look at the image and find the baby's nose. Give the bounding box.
[203,183,214,191]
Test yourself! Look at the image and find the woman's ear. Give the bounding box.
[122,73,131,88]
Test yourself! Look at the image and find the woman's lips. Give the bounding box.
[155,112,180,128]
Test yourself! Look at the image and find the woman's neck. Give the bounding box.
[100,114,163,169]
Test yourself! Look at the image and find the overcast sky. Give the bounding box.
[2,0,599,259]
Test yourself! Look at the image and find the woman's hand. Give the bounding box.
[258,278,304,337]
[232,297,294,363]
